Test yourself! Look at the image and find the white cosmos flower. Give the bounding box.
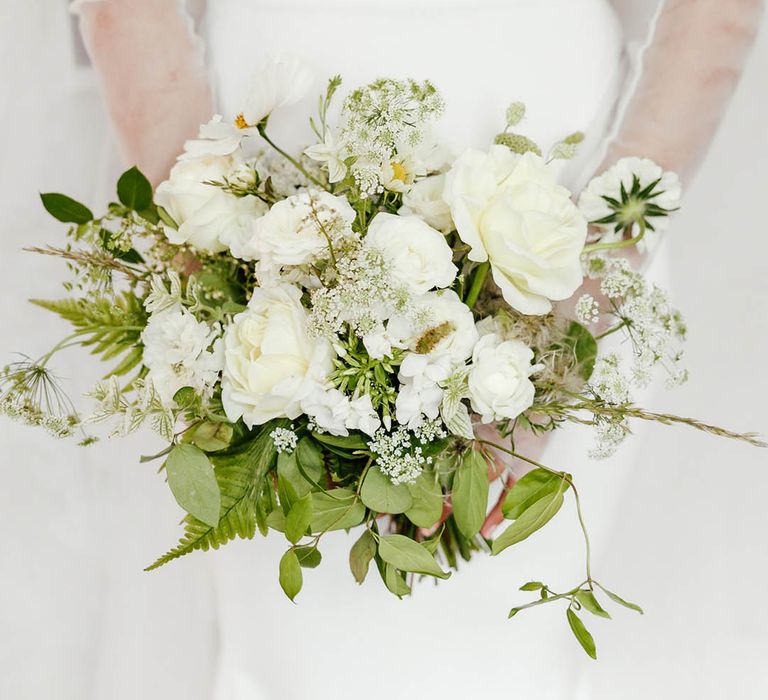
[400,173,454,234]
[443,147,587,315]
[468,333,537,423]
[240,54,314,127]
[180,114,253,159]
[155,153,267,253]
[221,285,333,427]
[141,305,222,406]
[364,213,457,295]
[304,131,347,183]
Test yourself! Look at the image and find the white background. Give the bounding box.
[0,3,766,698]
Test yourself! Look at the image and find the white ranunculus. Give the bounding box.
[388,289,478,363]
[365,213,457,295]
[233,190,355,269]
[443,147,587,315]
[221,285,333,427]
[400,173,454,234]
[155,154,267,253]
[141,305,222,406]
[468,333,537,423]
[241,54,314,127]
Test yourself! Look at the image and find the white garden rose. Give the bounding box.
[400,173,454,234]
[232,190,355,268]
[468,333,537,423]
[365,213,457,295]
[155,154,267,253]
[221,285,333,427]
[443,147,587,315]
[240,54,314,127]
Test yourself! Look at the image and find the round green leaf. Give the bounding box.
[405,470,444,528]
[117,166,153,211]
[165,444,221,527]
[360,467,413,514]
[310,489,365,532]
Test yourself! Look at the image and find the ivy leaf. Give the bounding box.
[165,444,221,527]
[502,468,570,520]
[596,583,644,614]
[285,494,313,544]
[310,489,365,532]
[378,534,451,580]
[349,529,377,584]
[279,550,303,602]
[405,470,444,528]
[575,589,612,619]
[40,192,93,224]
[492,480,567,555]
[360,466,413,514]
[567,608,597,659]
[117,166,153,211]
[295,545,322,569]
[452,449,489,538]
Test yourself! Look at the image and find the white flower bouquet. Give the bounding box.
[4,63,763,659]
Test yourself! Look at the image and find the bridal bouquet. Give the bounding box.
[4,59,762,658]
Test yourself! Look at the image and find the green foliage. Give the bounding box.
[186,421,234,452]
[377,534,450,580]
[285,495,313,544]
[451,449,489,538]
[360,466,412,514]
[502,468,570,520]
[40,192,93,224]
[31,293,147,378]
[567,608,597,659]
[146,423,280,571]
[558,321,598,381]
[404,470,444,529]
[349,529,377,584]
[117,166,153,212]
[309,489,365,532]
[279,549,303,602]
[165,444,221,527]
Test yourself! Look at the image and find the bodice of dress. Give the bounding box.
[205,0,626,182]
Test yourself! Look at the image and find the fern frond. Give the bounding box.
[31,293,147,378]
[145,422,282,571]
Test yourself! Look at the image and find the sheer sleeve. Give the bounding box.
[604,0,764,183]
[71,0,213,185]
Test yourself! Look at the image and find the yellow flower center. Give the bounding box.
[234,113,250,130]
[390,161,408,182]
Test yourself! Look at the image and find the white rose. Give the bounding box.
[387,289,478,363]
[365,213,457,295]
[443,147,587,315]
[400,173,454,234]
[155,154,267,253]
[141,305,222,406]
[468,333,537,423]
[233,190,355,268]
[222,284,333,427]
[241,54,314,126]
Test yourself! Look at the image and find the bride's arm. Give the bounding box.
[73,0,213,185]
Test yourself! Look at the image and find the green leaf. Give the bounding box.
[117,166,153,211]
[295,545,322,569]
[294,438,326,490]
[146,423,279,570]
[309,489,365,532]
[452,450,489,538]
[349,529,377,584]
[311,432,368,451]
[405,470,444,528]
[172,386,197,408]
[596,583,644,614]
[492,480,567,555]
[384,564,411,598]
[165,444,221,527]
[188,421,234,452]
[561,321,598,381]
[567,608,597,659]
[378,534,451,580]
[40,192,93,224]
[277,472,298,515]
[285,494,313,544]
[279,550,303,602]
[575,589,611,619]
[519,581,545,592]
[277,450,314,499]
[360,467,413,514]
[502,468,570,520]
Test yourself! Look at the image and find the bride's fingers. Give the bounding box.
[481,473,515,539]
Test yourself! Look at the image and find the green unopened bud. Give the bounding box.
[563,131,585,145]
[494,132,542,157]
[505,101,526,127]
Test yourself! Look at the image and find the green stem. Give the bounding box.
[464,261,490,308]
[594,320,628,341]
[257,125,327,189]
[582,220,646,255]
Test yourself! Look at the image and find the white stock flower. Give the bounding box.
[468,333,537,423]
[240,54,314,126]
[365,213,457,295]
[302,386,381,437]
[232,190,355,268]
[222,285,333,427]
[400,173,454,234]
[141,306,222,406]
[395,353,451,429]
[155,154,267,253]
[443,147,587,315]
